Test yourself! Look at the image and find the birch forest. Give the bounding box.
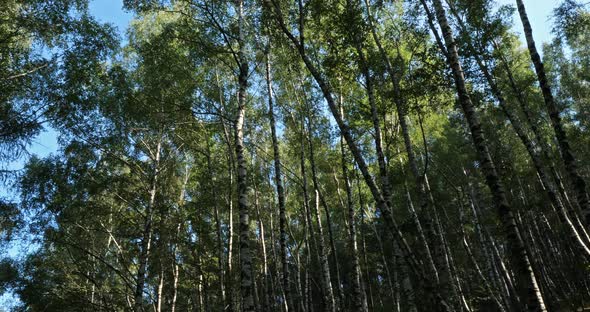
[2,0,590,311]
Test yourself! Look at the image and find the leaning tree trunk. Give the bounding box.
[265,0,451,309]
[514,0,590,228]
[466,177,521,310]
[444,4,590,258]
[361,1,450,296]
[426,0,546,310]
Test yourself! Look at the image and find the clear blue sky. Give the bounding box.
[89,0,133,36]
[497,0,557,45]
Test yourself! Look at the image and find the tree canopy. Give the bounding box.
[1,0,590,311]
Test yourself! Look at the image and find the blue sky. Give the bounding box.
[497,0,557,45]
[89,0,133,35]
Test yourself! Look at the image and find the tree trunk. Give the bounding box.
[299,116,319,312]
[312,186,336,312]
[134,138,161,312]
[254,174,271,312]
[268,206,281,311]
[358,194,375,312]
[466,178,521,310]
[235,0,254,310]
[206,141,227,310]
[515,0,590,229]
[218,68,235,312]
[363,0,455,301]
[339,95,367,312]
[445,3,590,258]
[265,1,451,309]
[156,267,164,312]
[426,0,547,310]
[305,123,338,312]
[264,46,292,312]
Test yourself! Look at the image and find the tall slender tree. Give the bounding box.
[424,0,546,309]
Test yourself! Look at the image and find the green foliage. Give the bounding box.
[1,0,590,311]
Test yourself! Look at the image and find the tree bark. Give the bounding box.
[426,0,547,310]
[218,68,236,312]
[254,173,271,312]
[338,95,368,312]
[265,1,451,309]
[134,138,161,312]
[299,116,320,312]
[362,0,455,304]
[445,3,590,258]
[206,140,227,310]
[515,0,590,230]
[235,0,254,310]
[264,44,292,312]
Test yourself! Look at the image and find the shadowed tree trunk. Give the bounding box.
[302,102,338,312]
[298,113,322,312]
[264,43,292,312]
[235,0,254,310]
[265,0,451,309]
[443,3,590,258]
[425,0,547,310]
[515,0,590,230]
[206,138,227,310]
[134,137,162,312]
[361,1,448,295]
[218,67,236,312]
[338,92,368,312]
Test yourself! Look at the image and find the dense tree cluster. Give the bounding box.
[1,0,590,311]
